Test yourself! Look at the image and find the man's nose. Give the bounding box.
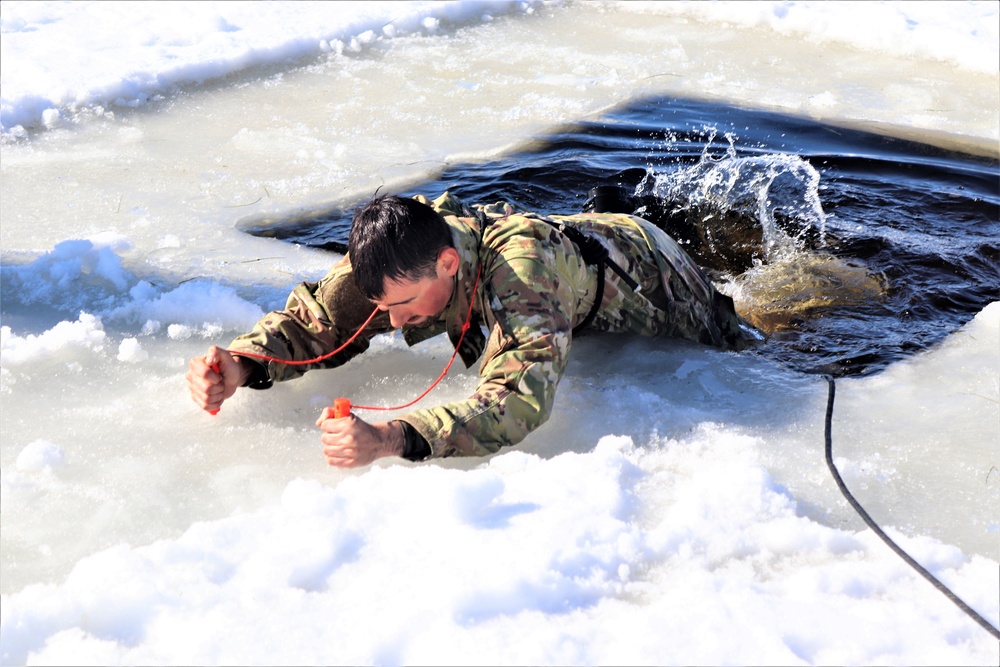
[388,308,408,328]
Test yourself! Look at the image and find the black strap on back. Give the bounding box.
[551,223,640,336]
[473,208,641,337]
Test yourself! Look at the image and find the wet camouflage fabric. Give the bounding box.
[228,192,752,459]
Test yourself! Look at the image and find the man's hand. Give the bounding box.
[317,410,405,468]
[186,346,248,414]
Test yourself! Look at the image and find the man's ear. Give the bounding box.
[437,247,461,278]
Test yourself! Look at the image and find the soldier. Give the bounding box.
[186,192,756,468]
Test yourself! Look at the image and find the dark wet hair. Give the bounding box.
[348,195,454,300]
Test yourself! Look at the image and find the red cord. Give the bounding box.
[219,267,481,414]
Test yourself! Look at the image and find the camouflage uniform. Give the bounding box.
[228,192,752,459]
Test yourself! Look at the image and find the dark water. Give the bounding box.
[240,96,1000,377]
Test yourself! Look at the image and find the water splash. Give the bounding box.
[640,131,828,265]
[633,133,887,333]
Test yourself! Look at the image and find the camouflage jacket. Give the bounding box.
[228,192,749,458]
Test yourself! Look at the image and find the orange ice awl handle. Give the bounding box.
[333,398,352,419]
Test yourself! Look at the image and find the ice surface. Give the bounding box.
[1,1,998,664]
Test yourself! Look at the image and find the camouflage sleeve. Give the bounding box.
[227,255,392,384]
[397,238,583,458]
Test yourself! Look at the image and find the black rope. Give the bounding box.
[823,375,1000,640]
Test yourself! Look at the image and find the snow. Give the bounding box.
[1,1,997,664]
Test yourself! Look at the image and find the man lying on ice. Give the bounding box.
[187,192,757,467]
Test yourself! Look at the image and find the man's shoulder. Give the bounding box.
[481,213,562,258]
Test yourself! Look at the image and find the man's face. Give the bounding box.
[372,248,460,329]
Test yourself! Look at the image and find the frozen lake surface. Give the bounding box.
[1,2,998,664]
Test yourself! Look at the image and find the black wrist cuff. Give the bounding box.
[235,356,273,390]
[398,421,431,461]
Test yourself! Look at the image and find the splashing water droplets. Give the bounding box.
[648,137,828,264]
[633,131,883,334]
